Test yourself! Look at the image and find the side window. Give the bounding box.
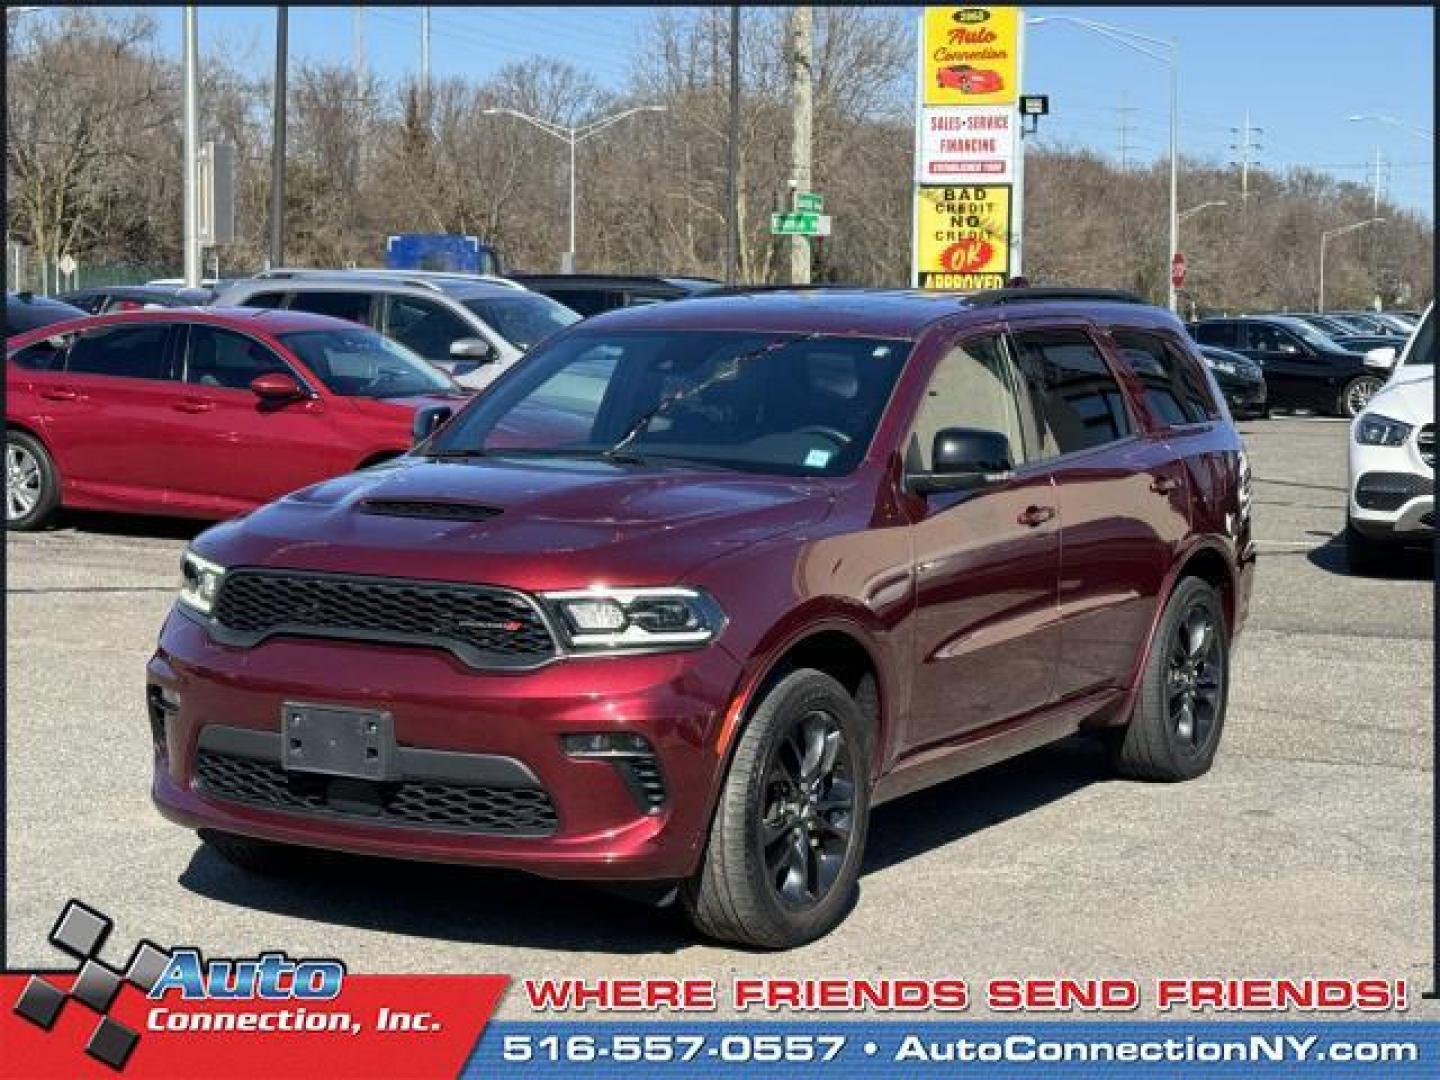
[288,291,374,325]
[1012,328,1133,457]
[385,295,474,363]
[238,291,288,310]
[1110,329,1217,426]
[64,324,174,380]
[1247,323,1304,355]
[185,325,292,390]
[907,333,1028,471]
[555,289,620,317]
[10,338,69,371]
[1192,322,1237,348]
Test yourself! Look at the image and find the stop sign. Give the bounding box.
[1170,252,1187,288]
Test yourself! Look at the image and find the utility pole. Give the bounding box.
[269,7,288,269]
[787,5,813,285]
[1369,145,1387,214]
[420,6,431,122]
[724,5,741,285]
[353,5,365,86]
[1116,95,1137,171]
[182,7,201,288]
[1228,109,1262,209]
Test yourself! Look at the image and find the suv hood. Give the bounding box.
[1366,369,1434,426]
[197,457,834,591]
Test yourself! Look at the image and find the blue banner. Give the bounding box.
[466,1022,1438,1078]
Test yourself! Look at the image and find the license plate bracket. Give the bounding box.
[280,702,397,781]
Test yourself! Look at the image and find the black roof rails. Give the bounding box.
[701,283,862,297]
[962,287,1148,307]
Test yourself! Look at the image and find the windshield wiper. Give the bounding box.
[602,333,821,462]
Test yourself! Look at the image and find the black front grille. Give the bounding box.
[1355,471,1434,512]
[211,570,556,668]
[195,750,559,836]
[1419,425,1434,468]
[359,499,502,522]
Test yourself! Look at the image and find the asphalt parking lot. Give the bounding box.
[5,417,1433,1017]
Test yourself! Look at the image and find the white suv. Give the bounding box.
[215,270,580,390]
[1346,302,1434,572]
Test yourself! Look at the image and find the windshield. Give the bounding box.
[279,328,457,397]
[461,294,580,351]
[1401,306,1434,367]
[427,329,910,477]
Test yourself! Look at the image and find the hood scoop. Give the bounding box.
[357,499,503,522]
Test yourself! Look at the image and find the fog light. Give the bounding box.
[561,733,666,814]
[561,732,652,757]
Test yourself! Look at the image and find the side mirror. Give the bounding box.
[249,371,306,402]
[908,427,1014,495]
[1277,341,1302,355]
[1364,345,1398,374]
[412,405,453,445]
[449,337,497,363]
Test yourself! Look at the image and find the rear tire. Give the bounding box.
[1111,577,1228,782]
[1344,519,1387,575]
[199,830,306,875]
[6,430,60,531]
[682,669,871,949]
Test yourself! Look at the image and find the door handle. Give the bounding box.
[39,387,78,402]
[1150,476,1181,495]
[1017,505,1056,528]
[173,400,215,414]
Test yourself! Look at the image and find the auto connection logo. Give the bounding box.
[11,898,351,1070]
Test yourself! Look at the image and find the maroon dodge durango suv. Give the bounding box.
[149,287,1255,948]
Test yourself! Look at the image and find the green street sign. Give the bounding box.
[794,191,824,213]
[770,211,831,237]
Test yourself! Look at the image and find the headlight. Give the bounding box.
[1205,356,1239,376]
[542,587,725,650]
[178,549,226,614]
[1354,414,1413,447]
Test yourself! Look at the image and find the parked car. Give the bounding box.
[1371,311,1419,334]
[59,284,214,313]
[1326,312,1405,337]
[215,270,579,390]
[1279,312,1356,339]
[1195,345,1267,419]
[509,274,721,318]
[147,286,1253,948]
[1346,302,1434,572]
[1330,333,1406,356]
[936,63,1004,94]
[4,292,86,338]
[6,308,466,530]
[1188,315,1382,417]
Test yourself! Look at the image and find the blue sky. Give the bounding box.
[133,5,1435,218]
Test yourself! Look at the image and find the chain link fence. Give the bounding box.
[5,240,175,297]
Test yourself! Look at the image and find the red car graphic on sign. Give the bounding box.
[937,64,1004,94]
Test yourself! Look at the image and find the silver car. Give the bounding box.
[214,269,580,389]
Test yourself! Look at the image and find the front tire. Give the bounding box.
[1111,577,1228,782]
[1338,375,1383,419]
[682,669,871,949]
[6,429,60,531]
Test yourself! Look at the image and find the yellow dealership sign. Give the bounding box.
[914,184,1012,290]
[923,6,1020,107]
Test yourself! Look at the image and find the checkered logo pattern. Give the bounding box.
[12,899,171,1070]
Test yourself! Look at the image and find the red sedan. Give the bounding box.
[937,64,1005,94]
[6,307,466,529]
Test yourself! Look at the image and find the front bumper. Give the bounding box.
[1347,436,1434,541]
[148,610,743,881]
[1221,380,1267,417]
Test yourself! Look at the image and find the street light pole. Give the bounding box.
[1029,16,1179,311]
[1319,217,1384,312]
[269,7,288,269]
[483,105,667,274]
[182,6,201,288]
[1347,114,1434,142]
[1178,200,1227,225]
